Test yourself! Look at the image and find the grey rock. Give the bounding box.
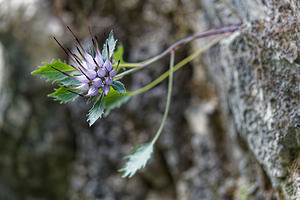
[197,0,300,199]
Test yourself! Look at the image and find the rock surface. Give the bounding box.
[197,0,300,199]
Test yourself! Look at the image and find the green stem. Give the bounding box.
[114,54,157,68]
[119,63,141,67]
[114,56,158,69]
[128,34,227,96]
[151,51,174,145]
[114,24,240,80]
[115,63,142,68]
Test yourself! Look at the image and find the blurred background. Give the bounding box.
[0,0,273,199]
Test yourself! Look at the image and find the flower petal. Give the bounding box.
[75,75,89,83]
[95,51,104,67]
[86,61,96,70]
[105,77,113,85]
[85,69,97,79]
[76,62,86,71]
[74,83,89,90]
[85,52,94,64]
[84,52,96,70]
[109,69,116,78]
[102,85,110,96]
[97,68,106,77]
[87,86,99,96]
[103,59,112,72]
[92,77,102,88]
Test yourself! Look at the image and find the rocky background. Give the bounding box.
[0,0,299,199]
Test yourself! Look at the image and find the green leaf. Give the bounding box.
[104,88,131,116]
[87,94,105,126]
[111,81,126,94]
[113,45,125,64]
[87,96,96,104]
[59,76,81,86]
[48,85,82,103]
[102,30,117,62]
[119,143,154,178]
[32,60,77,84]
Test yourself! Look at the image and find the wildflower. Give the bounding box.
[51,26,119,97]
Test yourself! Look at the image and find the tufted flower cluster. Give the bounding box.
[52,27,118,97]
[73,48,116,97]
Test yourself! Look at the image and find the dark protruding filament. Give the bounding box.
[76,46,85,60]
[88,26,93,38]
[49,65,76,78]
[64,86,87,98]
[67,26,85,51]
[77,65,91,81]
[95,35,100,44]
[67,48,80,60]
[53,37,70,57]
[106,40,110,59]
[93,58,100,68]
[88,26,97,50]
[94,35,100,50]
[70,64,78,70]
[73,57,89,74]
[116,60,120,69]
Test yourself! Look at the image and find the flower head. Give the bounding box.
[52,26,119,97]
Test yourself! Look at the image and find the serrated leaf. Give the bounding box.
[113,45,125,64]
[32,60,77,84]
[48,85,82,103]
[119,143,153,178]
[87,96,96,104]
[87,94,104,126]
[104,88,131,116]
[59,76,81,86]
[102,30,117,62]
[111,81,126,94]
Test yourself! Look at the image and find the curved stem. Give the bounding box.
[114,58,151,68]
[117,63,142,68]
[128,34,227,96]
[114,23,241,79]
[151,51,174,145]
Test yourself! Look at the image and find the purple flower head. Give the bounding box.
[103,85,110,96]
[75,83,89,90]
[95,51,104,66]
[103,59,113,72]
[87,86,99,97]
[109,69,116,77]
[92,77,102,88]
[105,77,113,86]
[97,68,106,77]
[52,27,120,97]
